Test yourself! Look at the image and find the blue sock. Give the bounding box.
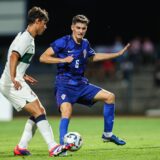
[59,118,69,144]
[103,103,115,132]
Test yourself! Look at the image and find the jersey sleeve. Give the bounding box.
[50,37,67,54]
[12,32,31,57]
[86,40,96,57]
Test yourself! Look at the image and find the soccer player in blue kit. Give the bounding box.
[40,15,130,152]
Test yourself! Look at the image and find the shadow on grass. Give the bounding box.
[87,145,160,152]
[0,152,74,159]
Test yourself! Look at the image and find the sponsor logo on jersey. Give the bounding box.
[67,50,74,53]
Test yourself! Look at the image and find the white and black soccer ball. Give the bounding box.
[64,132,83,151]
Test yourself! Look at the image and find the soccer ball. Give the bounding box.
[64,132,83,151]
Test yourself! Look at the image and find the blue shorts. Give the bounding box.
[55,82,101,107]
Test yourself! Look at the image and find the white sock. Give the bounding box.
[18,119,37,149]
[103,132,113,138]
[36,120,57,150]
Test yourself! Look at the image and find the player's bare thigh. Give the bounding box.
[93,89,115,104]
[37,99,46,114]
[23,98,46,117]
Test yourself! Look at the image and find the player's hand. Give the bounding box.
[118,43,131,56]
[12,78,22,90]
[24,74,38,85]
[62,56,74,63]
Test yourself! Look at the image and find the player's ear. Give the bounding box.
[71,24,74,31]
[35,18,41,24]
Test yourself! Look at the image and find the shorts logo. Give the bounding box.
[61,94,66,100]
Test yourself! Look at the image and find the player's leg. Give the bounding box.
[24,100,57,149]
[16,116,37,149]
[16,100,45,150]
[55,87,75,146]
[23,99,73,156]
[59,102,72,145]
[14,99,57,155]
[14,116,36,155]
[5,83,73,156]
[55,86,75,156]
[94,89,126,145]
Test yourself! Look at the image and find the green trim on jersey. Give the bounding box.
[19,53,33,64]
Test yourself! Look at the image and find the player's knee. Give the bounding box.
[33,110,44,117]
[31,106,44,117]
[60,104,72,118]
[40,107,46,115]
[61,108,72,118]
[61,110,72,118]
[105,93,115,104]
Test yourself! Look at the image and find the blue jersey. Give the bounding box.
[50,35,95,84]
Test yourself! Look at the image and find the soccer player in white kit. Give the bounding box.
[0,6,73,157]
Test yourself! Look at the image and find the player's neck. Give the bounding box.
[72,35,82,44]
[26,25,36,38]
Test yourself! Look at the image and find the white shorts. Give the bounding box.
[0,82,38,112]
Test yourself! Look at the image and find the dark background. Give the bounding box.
[1,0,160,116]
[26,0,160,46]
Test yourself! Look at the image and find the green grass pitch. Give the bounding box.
[0,116,160,160]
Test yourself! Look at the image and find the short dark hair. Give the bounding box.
[27,6,49,24]
[72,15,90,25]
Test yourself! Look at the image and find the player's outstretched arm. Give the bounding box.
[91,43,130,62]
[118,43,130,56]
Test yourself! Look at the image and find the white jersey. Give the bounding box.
[0,30,35,86]
[0,30,38,111]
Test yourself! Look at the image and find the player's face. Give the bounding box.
[71,22,87,41]
[36,20,47,35]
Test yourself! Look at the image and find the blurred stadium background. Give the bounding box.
[0,0,160,120]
